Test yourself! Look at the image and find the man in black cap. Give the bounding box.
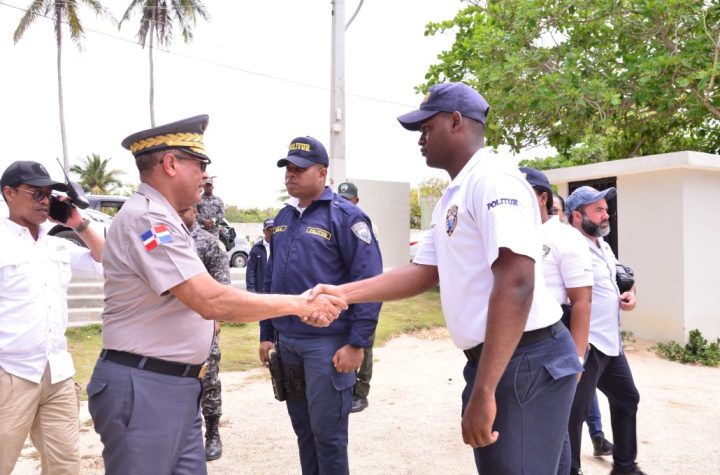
[258,136,383,474]
[310,82,581,474]
[337,181,378,413]
[87,117,347,475]
[0,161,104,475]
[246,218,274,294]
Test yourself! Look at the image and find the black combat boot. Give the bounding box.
[204,416,222,461]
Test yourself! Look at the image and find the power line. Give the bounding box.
[0,0,417,108]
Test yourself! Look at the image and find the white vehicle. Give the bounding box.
[409,229,430,262]
[228,236,252,268]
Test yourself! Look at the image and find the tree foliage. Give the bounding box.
[119,0,209,126]
[410,177,448,228]
[424,0,720,167]
[225,206,279,224]
[13,0,106,172]
[70,154,125,194]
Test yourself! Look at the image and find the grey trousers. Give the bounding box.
[87,357,207,475]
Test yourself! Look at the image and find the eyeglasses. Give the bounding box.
[176,155,208,172]
[14,187,52,202]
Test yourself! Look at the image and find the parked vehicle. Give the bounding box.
[218,218,236,251]
[228,236,252,268]
[409,229,430,261]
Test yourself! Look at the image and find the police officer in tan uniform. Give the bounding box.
[87,115,347,475]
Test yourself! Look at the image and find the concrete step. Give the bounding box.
[67,282,104,295]
[67,294,105,308]
[68,307,103,324]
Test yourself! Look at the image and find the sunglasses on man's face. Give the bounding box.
[14,187,53,202]
[176,155,208,172]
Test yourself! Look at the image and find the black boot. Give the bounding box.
[204,416,222,461]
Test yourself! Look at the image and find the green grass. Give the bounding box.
[67,289,443,398]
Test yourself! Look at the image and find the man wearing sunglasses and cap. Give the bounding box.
[0,161,104,475]
[88,116,347,475]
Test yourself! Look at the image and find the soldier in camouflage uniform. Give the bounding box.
[179,203,230,462]
[196,177,225,238]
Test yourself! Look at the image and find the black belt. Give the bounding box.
[101,349,208,379]
[463,320,565,365]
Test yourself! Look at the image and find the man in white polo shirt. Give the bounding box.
[565,186,644,475]
[310,82,581,474]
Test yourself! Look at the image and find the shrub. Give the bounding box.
[652,329,720,367]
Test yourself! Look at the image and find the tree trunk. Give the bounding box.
[149,11,156,127]
[55,6,69,173]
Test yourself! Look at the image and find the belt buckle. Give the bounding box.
[197,362,209,379]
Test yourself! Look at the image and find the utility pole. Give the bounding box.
[329,0,346,186]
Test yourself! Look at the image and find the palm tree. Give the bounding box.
[13,0,105,173]
[119,0,209,127]
[70,154,125,195]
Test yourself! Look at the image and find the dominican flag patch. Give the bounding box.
[140,224,173,251]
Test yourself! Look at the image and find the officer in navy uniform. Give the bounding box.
[258,136,383,475]
[88,116,346,475]
[246,218,273,293]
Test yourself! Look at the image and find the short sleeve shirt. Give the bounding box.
[585,235,623,356]
[541,215,593,305]
[414,149,561,349]
[101,183,213,364]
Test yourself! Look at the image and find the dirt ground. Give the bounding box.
[13,329,720,474]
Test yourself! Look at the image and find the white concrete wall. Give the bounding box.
[545,151,720,343]
[681,169,720,342]
[348,178,410,269]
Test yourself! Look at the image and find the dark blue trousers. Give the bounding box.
[87,358,207,475]
[462,327,580,475]
[280,333,356,475]
[568,346,640,473]
[587,392,604,438]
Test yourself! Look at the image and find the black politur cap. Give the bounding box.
[121,114,211,163]
[277,136,329,168]
[0,161,67,191]
[337,182,358,199]
[519,167,552,198]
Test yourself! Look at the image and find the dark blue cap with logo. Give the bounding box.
[1,161,67,191]
[566,186,617,217]
[277,136,329,168]
[397,82,491,131]
[263,218,274,229]
[519,167,553,197]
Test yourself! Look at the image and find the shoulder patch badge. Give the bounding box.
[351,222,372,244]
[446,205,459,237]
[140,224,173,252]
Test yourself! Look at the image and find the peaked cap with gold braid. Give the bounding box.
[121,114,211,162]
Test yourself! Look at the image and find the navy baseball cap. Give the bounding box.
[519,167,552,197]
[1,161,67,191]
[397,82,490,131]
[566,186,617,216]
[277,136,329,168]
[263,218,274,229]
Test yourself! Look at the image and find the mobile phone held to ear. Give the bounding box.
[49,195,73,223]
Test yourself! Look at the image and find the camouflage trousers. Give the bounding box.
[201,332,222,418]
[354,330,376,399]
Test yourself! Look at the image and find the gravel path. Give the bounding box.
[12,329,720,474]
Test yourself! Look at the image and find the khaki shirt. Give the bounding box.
[102,183,213,364]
